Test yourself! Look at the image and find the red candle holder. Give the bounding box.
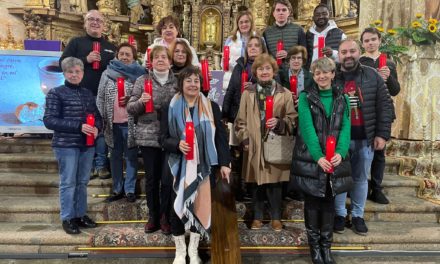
[201,59,210,92]
[86,113,95,146]
[276,40,284,66]
[325,135,336,173]
[265,96,274,128]
[318,36,325,58]
[223,46,230,72]
[241,71,248,94]
[378,53,387,69]
[290,75,298,95]
[144,78,154,113]
[117,77,125,107]
[92,42,100,70]
[185,121,194,160]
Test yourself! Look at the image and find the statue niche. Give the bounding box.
[200,8,222,50]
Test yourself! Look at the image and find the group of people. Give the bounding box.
[43,0,400,263]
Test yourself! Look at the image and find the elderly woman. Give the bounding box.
[145,15,199,67]
[279,45,313,107]
[127,45,177,235]
[44,57,102,234]
[291,57,351,264]
[161,66,231,264]
[171,39,193,77]
[235,53,297,231]
[96,43,145,203]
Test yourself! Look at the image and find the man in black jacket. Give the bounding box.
[359,27,401,204]
[333,39,393,236]
[60,9,116,179]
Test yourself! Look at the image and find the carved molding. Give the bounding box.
[23,9,46,40]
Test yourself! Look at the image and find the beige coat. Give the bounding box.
[234,83,297,185]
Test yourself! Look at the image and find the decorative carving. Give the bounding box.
[68,0,88,13]
[97,0,118,15]
[23,10,46,40]
[151,1,172,29]
[0,24,24,50]
[108,22,122,45]
[250,0,269,32]
[297,0,319,20]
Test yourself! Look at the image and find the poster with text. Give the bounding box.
[0,50,64,133]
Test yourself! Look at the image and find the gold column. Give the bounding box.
[250,0,270,32]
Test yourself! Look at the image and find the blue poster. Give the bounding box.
[0,50,64,133]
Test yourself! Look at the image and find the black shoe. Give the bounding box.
[90,169,98,180]
[105,192,124,203]
[62,220,80,234]
[369,190,390,204]
[333,215,345,234]
[144,217,160,233]
[126,193,136,203]
[321,247,336,264]
[75,215,97,228]
[352,217,368,236]
[97,168,111,179]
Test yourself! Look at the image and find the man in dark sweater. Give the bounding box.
[263,0,306,65]
[60,10,116,179]
[333,39,393,236]
[359,27,400,205]
[305,4,346,69]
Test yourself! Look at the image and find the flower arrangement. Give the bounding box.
[368,20,408,63]
[396,13,440,45]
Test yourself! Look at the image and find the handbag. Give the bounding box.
[263,133,295,165]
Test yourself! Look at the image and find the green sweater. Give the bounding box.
[298,89,351,162]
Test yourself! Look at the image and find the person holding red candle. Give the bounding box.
[44,57,102,235]
[161,66,231,264]
[222,35,267,200]
[235,54,297,232]
[291,57,351,264]
[127,45,177,235]
[60,10,117,180]
[359,27,400,205]
[96,43,145,203]
[305,4,346,69]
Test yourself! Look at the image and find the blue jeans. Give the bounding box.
[109,123,138,194]
[335,139,374,218]
[54,147,95,221]
[94,133,108,169]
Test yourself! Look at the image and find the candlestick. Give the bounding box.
[223,46,230,72]
[201,59,210,92]
[318,36,325,58]
[128,35,135,46]
[325,135,336,173]
[92,42,100,70]
[241,71,248,93]
[378,53,387,69]
[290,75,298,95]
[265,96,273,128]
[186,121,194,160]
[117,77,125,107]
[86,113,95,146]
[276,40,284,66]
[144,78,154,113]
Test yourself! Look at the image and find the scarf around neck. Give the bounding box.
[107,59,145,83]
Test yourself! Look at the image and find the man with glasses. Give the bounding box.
[263,0,306,66]
[305,4,346,69]
[60,9,116,179]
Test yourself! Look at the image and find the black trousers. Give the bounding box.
[140,146,172,222]
[370,147,386,192]
[303,193,335,213]
[169,190,198,236]
[251,182,282,220]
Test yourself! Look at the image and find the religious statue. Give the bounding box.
[205,11,218,43]
[126,0,150,24]
[333,0,350,17]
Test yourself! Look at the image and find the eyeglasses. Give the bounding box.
[86,17,104,24]
[290,56,303,61]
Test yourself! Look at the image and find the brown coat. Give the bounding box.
[234,82,297,185]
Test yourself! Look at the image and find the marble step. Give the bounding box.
[0,221,439,254]
[0,137,53,154]
[0,153,58,173]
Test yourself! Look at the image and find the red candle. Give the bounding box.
[378,53,387,68]
[92,42,100,70]
[128,35,135,46]
[276,39,284,66]
[201,59,210,92]
[185,121,194,160]
[146,48,152,69]
[86,113,95,146]
[318,36,325,58]
[265,96,273,128]
[241,71,248,94]
[325,135,336,173]
[289,75,298,95]
[117,77,125,107]
[223,46,230,72]
[144,78,154,113]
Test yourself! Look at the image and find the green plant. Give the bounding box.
[368,20,408,64]
[395,14,440,45]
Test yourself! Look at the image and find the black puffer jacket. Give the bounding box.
[222,57,257,123]
[291,85,351,197]
[43,81,102,148]
[334,63,393,144]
